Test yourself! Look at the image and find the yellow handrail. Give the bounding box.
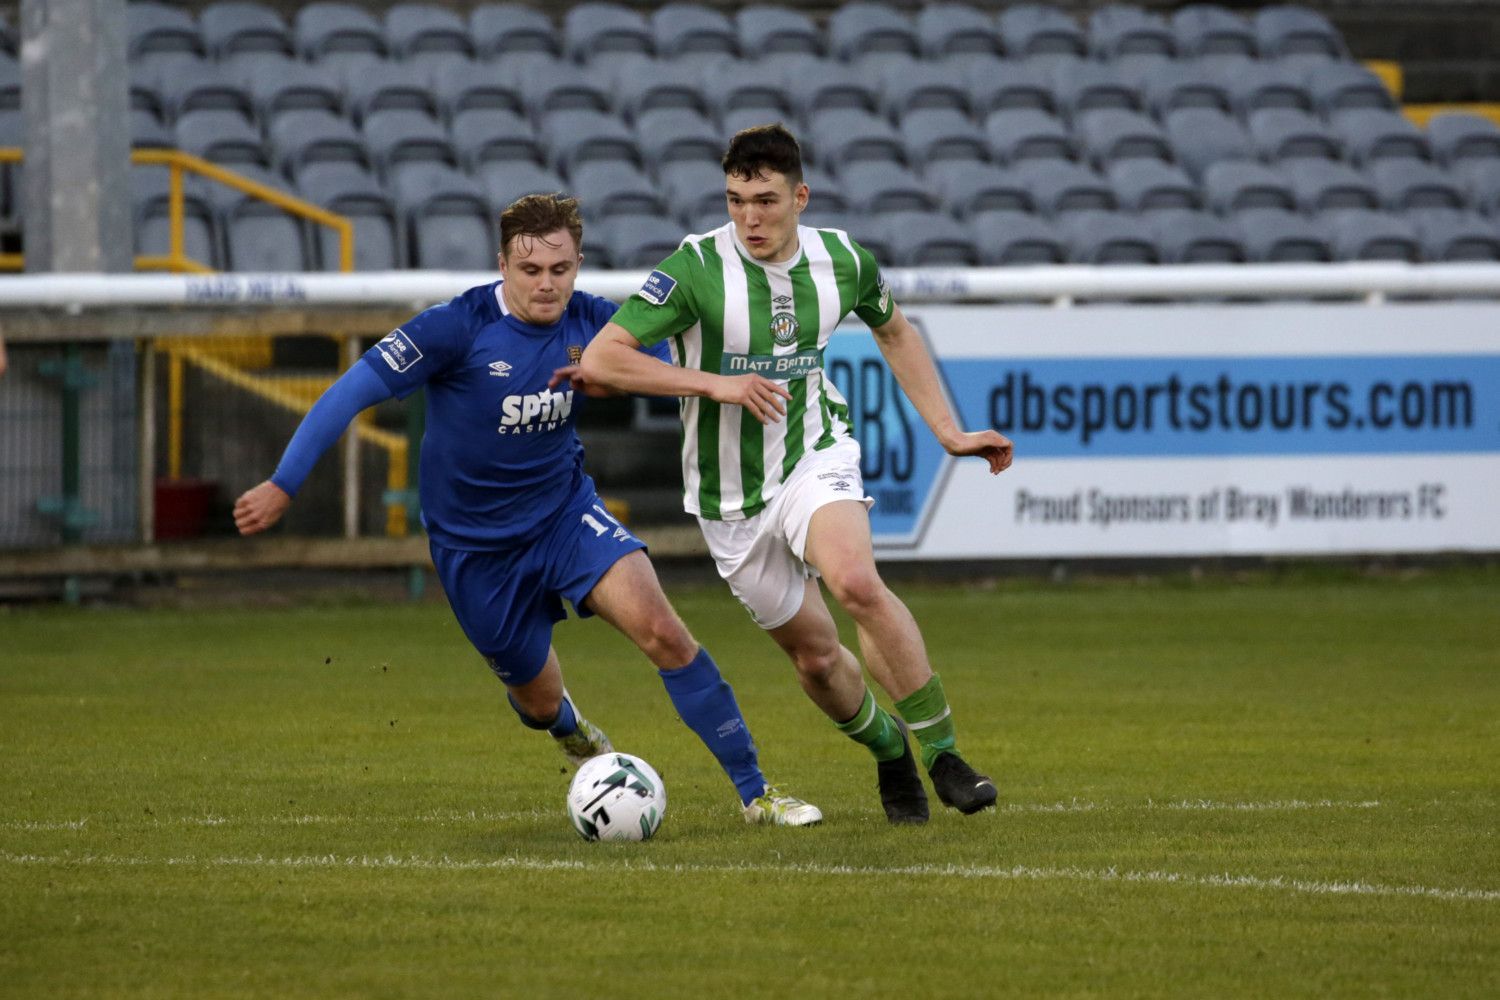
[0,146,354,273]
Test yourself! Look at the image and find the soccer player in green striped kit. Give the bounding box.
[579,124,1014,823]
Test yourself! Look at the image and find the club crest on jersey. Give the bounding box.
[769,311,800,346]
[567,345,583,365]
[488,360,512,377]
[376,328,423,373]
[638,269,677,306]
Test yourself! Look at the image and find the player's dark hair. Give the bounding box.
[722,123,803,187]
[500,193,584,259]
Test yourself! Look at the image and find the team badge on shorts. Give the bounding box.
[770,311,800,346]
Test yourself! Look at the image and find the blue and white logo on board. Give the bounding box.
[825,320,953,548]
[376,328,423,373]
[638,270,677,306]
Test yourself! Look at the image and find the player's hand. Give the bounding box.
[233,480,292,536]
[548,364,613,398]
[944,430,1014,475]
[710,374,792,424]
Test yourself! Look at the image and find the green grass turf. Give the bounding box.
[1,565,1496,998]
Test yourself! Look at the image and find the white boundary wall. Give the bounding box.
[2,265,1497,560]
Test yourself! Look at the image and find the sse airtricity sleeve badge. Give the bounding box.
[376,328,423,373]
[637,269,677,306]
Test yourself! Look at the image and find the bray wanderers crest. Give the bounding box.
[769,311,800,347]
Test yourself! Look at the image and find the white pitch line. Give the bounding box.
[2,850,1495,903]
[0,799,1386,831]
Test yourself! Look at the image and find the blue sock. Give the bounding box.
[507,691,578,738]
[659,647,765,806]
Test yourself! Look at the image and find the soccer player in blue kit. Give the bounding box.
[233,193,821,827]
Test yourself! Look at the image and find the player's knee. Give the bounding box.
[825,567,888,619]
[789,641,843,690]
[636,609,696,668]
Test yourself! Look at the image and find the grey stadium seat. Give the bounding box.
[701,64,794,119]
[1450,160,1500,215]
[967,59,1055,116]
[1202,160,1298,213]
[1164,108,1255,178]
[1405,209,1500,262]
[385,4,473,59]
[451,109,543,169]
[874,211,980,266]
[270,110,369,176]
[777,57,879,119]
[209,163,314,272]
[157,58,254,122]
[390,163,498,270]
[659,160,730,224]
[295,3,386,60]
[1073,109,1172,167]
[1146,209,1246,263]
[1210,56,1314,117]
[998,5,1086,58]
[634,109,722,170]
[1050,59,1142,120]
[539,109,639,174]
[878,62,971,119]
[1367,160,1467,212]
[984,108,1075,164]
[343,61,440,122]
[1232,208,1333,262]
[1253,6,1348,60]
[593,215,688,269]
[199,2,293,59]
[802,167,851,215]
[652,4,737,58]
[927,161,1036,215]
[1247,108,1343,162]
[827,3,920,61]
[362,109,457,181]
[1011,160,1115,215]
[735,5,822,56]
[614,59,712,121]
[512,57,611,117]
[971,211,1068,265]
[1329,109,1431,166]
[900,110,989,167]
[1056,210,1160,265]
[0,54,16,112]
[174,110,267,167]
[1088,5,1175,60]
[129,65,167,123]
[835,162,938,214]
[1322,209,1421,261]
[470,4,559,58]
[805,109,904,172]
[1139,60,1233,117]
[297,162,402,270]
[569,162,668,223]
[1285,159,1379,212]
[1304,62,1395,116]
[916,4,1001,58]
[1106,160,1199,212]
[474,160,567,216]
[1426,113,1500,167]
[132,166,221,268]
[431,60,525,120]
[563,2,653,61]
[129,2,204,59]
[237,57,343,121]
[1171,5,1256,58]
[131,109,174,149]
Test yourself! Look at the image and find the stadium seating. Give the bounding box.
[1405,209,1500,261]
[1088,6,1175,60]
[431,60,524,120]
[900,109,990,167]
[1426,113,1500,166]
[294,3,386,60]
[1248,108,1343,162]
[569,161,669,222]
[1106,159,1200,212]
[969,210,1068,265]
[1233,207,1334,261]
[1329,109,1431,165]
[1073,109,1173,167]
[1253,6,1347,60]
[563,2,653,61]
[210,162,314,271]
[175,109,267,166]
[1284,158,1380,212]
[389,162,496,269]
[269,109,368,176]
[835,161,937,214]
[129,2,204,59]
[984,108,1075,164]
[199,2,293,60]
[1011,160,1115,214]
[873,210,980,266]
[1323,208,1422,261]
[132,165,221,267]
[474,160,567,216]
[296,161,402,269]
[998,5,1086,58]
[238,56,343,121]
[927,161,1035,215]
[1056,210,1160,264]
[635,108,726,169]
[916,4,1000,58]
[1147,209,1247,263]
[385,4,474,59]
[735,5,821,57]
[1367,159,1467,211]
[1202,160,1298,213]
[1170,5,1256,59]
[593,214,687,268]
[470,4,557,58]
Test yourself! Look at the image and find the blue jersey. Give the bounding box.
[363,281,618,550]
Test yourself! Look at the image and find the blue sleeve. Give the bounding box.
[363,301,469,400]
[270,362,393,497]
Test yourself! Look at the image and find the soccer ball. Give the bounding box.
[566,752,667,842]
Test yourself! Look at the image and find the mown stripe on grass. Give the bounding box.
[4,851,1495,904]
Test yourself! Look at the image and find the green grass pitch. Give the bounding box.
[2,566,1496,998]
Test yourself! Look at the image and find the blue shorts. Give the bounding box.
[430,480,646,686]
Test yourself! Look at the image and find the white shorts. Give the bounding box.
[697,437,873,630]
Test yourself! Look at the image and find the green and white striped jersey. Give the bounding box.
[612,222,895,521]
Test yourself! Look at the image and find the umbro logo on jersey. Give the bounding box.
[612,526,629,541]
[488,360,512,377]
[773,294,792,307]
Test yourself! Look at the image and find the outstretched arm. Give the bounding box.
[233,362,394,535]
[580,322,792,425]
[869,306,1014,475]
